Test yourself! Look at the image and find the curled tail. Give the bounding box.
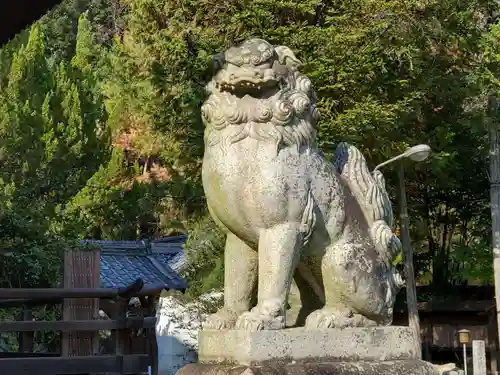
[333,142,392,225]
[333,142,404,295]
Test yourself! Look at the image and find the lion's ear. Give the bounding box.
[274,45,302,70]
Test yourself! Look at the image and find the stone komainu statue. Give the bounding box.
[201,38,404,331]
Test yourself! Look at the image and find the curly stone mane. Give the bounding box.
[201,40,320,153]
[201,38,405,332]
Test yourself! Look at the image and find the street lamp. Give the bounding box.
[374,144,432,171]
[373,144,432,360]
[457,329,471,375]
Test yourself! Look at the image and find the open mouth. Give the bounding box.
[216,78,280,98]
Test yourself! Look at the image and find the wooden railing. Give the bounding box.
[0,279,161,375]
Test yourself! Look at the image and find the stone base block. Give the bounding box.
[177,360,440,375]
[199,327,419,365]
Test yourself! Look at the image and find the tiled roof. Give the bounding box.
[80,236,188,291]
[155,252,185,273]
[151,235,187,273]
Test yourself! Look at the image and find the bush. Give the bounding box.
[182,215,225,299]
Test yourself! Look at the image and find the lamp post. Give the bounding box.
[374,144,432,360]
[458,329,471,375]
[373,144,432,172]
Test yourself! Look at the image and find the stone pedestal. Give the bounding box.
[176,327,440,375]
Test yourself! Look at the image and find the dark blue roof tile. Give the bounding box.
[82,236,188,291]
[155,252,186,273]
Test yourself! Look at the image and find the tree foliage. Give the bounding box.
[0,15,107,288]
[0,0,498,302]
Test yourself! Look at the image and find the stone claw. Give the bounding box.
[235,306,285,331]
[305,307,377,329]
[203,307,241,330]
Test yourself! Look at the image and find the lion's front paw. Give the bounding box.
[305,307,351,329]
[305,307,376,329]
[235,303,285,331]
[235,310,285,331]
[203,307,241,330]
[235,311,266,331]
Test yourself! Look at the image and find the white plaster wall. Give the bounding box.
[156,335,197,375]
[155,292,222,375]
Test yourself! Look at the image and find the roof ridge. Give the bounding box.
[147,255,181,282]
[81,239,148,254]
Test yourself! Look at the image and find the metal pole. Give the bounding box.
[463,343,468,375]
[489,109,500,370]
[398,164,422,359]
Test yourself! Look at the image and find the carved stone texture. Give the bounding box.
[433,363,465,375]
[177,360,439,375]
[199,327,419,365]
[201,38,404,332]
[177,326,439,375]
[472,340,487,375]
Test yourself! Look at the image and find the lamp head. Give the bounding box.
[457,329,471,345]
[404,144,432,162]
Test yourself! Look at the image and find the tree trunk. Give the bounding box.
[399,164,422,359]
[143,155,150,175]
[490,122,500,347]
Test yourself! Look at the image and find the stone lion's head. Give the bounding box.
[209,38,301,97]
[202,38,320,151]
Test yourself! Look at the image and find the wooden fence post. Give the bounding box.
[62,247,100,357]
[110,297,131,374]
[146,294,159,375]
[114,299,130,356]
[18,306,33,352]
[488,308,499,375]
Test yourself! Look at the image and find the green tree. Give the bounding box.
[464,14,500,341]
[102,0,493,292]
[0,18,108,287]
[0,0,494,298]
